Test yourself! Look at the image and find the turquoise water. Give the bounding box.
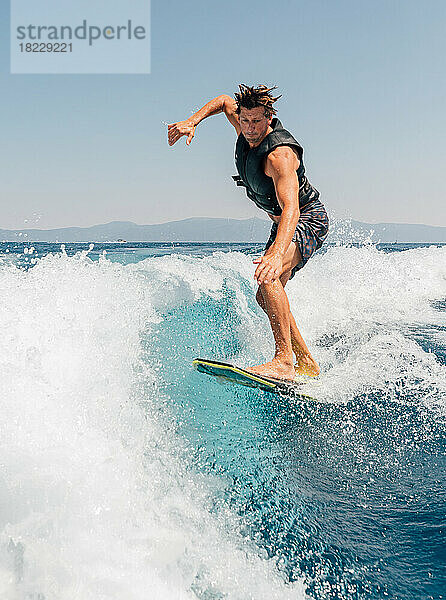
[0,241,445,599]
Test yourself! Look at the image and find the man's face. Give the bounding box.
[238,106,272,146]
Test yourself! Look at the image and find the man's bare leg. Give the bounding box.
[250,236,320,377]
[245,278,296,380]
[256,288,320,376]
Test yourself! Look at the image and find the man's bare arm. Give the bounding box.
[220,95,241,134]
[266,147,300,257]
[167,95,240,146]
[253,147,300,284]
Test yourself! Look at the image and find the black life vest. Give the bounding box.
[232,117,320,215]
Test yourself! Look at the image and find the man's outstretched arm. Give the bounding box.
[167,95,240,146]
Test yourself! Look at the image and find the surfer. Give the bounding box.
[168,84,329,380]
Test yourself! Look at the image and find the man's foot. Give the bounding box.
[294,354,320,377]
[245,358,296,381]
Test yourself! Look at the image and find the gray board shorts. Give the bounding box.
[264,198,329,280]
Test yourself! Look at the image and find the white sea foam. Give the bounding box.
[285,244,446,406]
[0,249,305,600]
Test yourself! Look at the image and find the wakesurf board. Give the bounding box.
[192,357,313,397]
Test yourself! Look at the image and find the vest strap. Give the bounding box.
[232,175,247,187]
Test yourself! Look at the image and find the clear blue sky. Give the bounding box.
[1,0,445,229]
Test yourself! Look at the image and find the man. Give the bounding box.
[168,84,329,381]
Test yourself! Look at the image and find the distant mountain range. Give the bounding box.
[1,217,445,243]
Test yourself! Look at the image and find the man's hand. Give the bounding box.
[168,120,196,146]
[253,250,283,285]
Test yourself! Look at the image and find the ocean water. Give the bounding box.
[0,240,445,600]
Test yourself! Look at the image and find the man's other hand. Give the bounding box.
[168,120,196,146]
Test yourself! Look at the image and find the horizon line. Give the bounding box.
[1,216,446,232]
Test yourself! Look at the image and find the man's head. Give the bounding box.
[234,84,281,146]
